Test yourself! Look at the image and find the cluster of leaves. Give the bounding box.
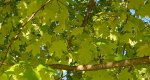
[0,0,150,80]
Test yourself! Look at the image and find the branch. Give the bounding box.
[0,0,52,68]
[48,56,150,71]
[22,0,52,27]
[81,0,95,27]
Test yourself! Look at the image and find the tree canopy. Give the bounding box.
[0,0,150,80]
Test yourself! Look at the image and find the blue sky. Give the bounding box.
[130,9,150,24]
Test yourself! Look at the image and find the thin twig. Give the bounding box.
[81,0,96,27]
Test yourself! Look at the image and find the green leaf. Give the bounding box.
[27,1,42,16]
[36,64,55,80]
[138,3,150,17]
[40,33,52,43]
[1,0,150,80]
[11,40,22,51]
[67,0,76,5]
[26,42,41,56]
[17,1,28,17]
[49,40,67,58]
[54,25,65,33]
[94,22,110,38]
[0,73,7,80]
[85,70,114,80]
[100,42,117,55]
[123,21,134,32]
[114,54,125,61]
[77,48,92,64]
[137,43,150,57]
[128,0,144,9]
[75,37,96,64]
[71,27,83,36]
[0,22,12,36]
[119,33,133,42]
[0,34,4,44]
[118,69,132,80]
[23,67,40,80]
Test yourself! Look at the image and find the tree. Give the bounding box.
[0,0,150,79]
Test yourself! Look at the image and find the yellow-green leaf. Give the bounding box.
[137,43,150,57]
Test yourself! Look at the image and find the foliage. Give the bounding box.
[0,0,150,80]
